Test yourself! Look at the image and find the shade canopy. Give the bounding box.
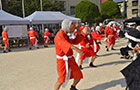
[125,28,140,42]
[0,10,29,25]
[24,11,81,24]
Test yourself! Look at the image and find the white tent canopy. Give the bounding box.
[0,10,29,25]
[24,11,81,24]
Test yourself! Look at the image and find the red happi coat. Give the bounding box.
[2,31,9,48]
[80,32,99,60]
[27,30,37,45]
[54,29,84,83]
[80,25,85,32]
[91,30,102,41]
[105,26,116,46]
[44,31,52,44]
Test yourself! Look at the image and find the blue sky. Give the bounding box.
[113,0,124,2]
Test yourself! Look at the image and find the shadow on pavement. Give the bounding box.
[97,60,131,67]
[83,78,126,90]
[99,52,120,57]
[0,44,55,53]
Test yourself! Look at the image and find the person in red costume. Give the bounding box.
[92,26,103,44]
[104,23,112,49]
[44,28,52,47]
[54,19,84,90]
[27,27,39,50]
[105,23,116,51]
[99,23,104,34]
[80,23,85,32]
[2,27,11,53]
[79,26,99,70]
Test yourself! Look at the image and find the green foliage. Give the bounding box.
[75,0,100,24]
[101,0,123,20]
[2,0,65,17]
[2,0,22,17]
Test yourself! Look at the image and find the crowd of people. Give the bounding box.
[2,19,140,90]
[1,26,52,53]
[53,19,123,90]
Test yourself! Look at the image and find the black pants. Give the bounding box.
[120,46,132,56]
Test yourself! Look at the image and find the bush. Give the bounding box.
[75,0,100,24]
[101,0,123,20]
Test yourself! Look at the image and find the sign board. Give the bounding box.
[6,25,28,38]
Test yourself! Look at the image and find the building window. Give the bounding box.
[132,1,138,6]
[70,6,75,15]
[132,9,138,15]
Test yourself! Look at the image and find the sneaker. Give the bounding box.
[106,48,109,51]
[105,46,107,48]
[44,45,48,48]
[70,85,78,90]
[111,48,115,50]
[3,51,7,53]
[8,49,11,52]
[98,42,102,44]
[29,48,31,50]
[79,65,83,70]
[120,56,125,59]
[89,62,97,67]
[37,47,39,49]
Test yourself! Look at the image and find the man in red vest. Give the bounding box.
[44,28,52,47]
[27,27,39,50]
[2,27,11,53]
[54,19,84,90]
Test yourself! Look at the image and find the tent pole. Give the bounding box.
[0,0,2,10]
[42,24,44,34]
[22,0,25,17]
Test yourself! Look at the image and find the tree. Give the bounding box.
[24,0,40,16]
[2,0,65,17]
[75,0,100,24]
[2,0,22,17]
[101,0,123,20]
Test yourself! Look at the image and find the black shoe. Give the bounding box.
[111,48,115,50]
[29,48,31,50]
[89,62,97,67]
[37,47,39,49]
[44,45,48,48]
[120,56,125,59]
[79,65,83,70]
[98,42,102,44]
[8,49,11,52]
[105,46,107,48]
[3,51,7,53]
[125,56,133,59]
[106,48,109,51]
[70,85,78,90]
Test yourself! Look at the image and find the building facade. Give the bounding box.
[127,0,139,18]
[54,0,101,16]
[115,0,140,18]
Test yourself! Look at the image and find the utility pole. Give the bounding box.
[40,0,43,11]
[22,0,25,17]
[0,0,2,10]
[40,0,44,33]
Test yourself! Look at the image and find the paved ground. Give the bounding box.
[0,38,131,90]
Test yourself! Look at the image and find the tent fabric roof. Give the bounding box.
[0,10,29,25]
[24,11,81,24]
